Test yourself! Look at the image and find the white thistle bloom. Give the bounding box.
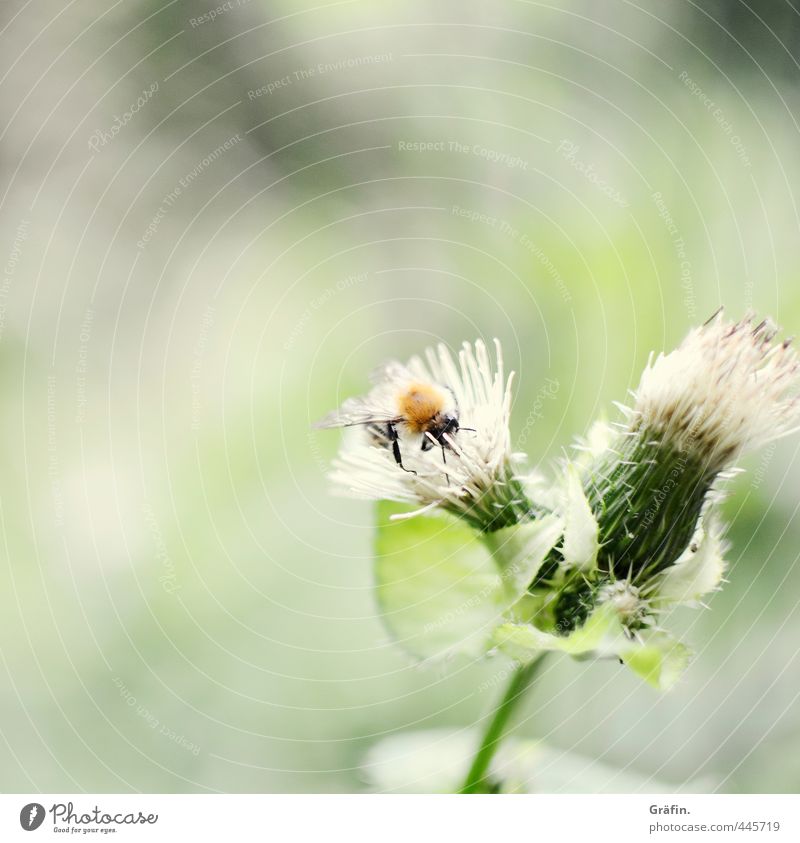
[575,310,800,582]
[319,339,530,529]
[632,310,800,471]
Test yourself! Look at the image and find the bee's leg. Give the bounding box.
[440,443,451,486]
[393,440,417,474]
[388,423,416,475]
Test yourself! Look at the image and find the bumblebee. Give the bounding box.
[316,366,470,473]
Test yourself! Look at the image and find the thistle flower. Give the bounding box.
[497,311,800,687]
[584,310,800,582]
[320,339,533,530]
[320,313,800,689]
[636,310,800,468]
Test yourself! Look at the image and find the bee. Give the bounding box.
[316,365,472,474]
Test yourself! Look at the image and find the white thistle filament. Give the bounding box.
[632,310,800,471]
[323,339,521,524]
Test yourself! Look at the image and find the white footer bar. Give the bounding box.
[1,794,797,841]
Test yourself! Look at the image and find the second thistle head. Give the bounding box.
[498,311,800,688]
[633,310,800,473]
[583,309,800,582]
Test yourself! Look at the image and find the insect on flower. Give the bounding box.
[315,363,475,475]
[315,340,532,529]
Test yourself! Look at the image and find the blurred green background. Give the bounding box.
[1,0,800,793]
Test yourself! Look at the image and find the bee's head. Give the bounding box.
[422,413,462,452]
[441,414,460,435]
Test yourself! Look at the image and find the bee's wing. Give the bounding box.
[314,394,401,429]
[368,360,414,386]
[317,359,427,429]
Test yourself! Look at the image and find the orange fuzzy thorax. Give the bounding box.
[398,382,445,432]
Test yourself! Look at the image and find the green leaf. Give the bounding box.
[482,514,564,604]
[374,502,507,659]
[493,605,623,663]
[494,605,691,690]
[620,632,691,690]
[562,464,599,571]
[654,518,727,605]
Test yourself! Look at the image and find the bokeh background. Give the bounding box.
[2,0,800,793]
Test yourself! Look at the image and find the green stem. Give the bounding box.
[459,653,549,794]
